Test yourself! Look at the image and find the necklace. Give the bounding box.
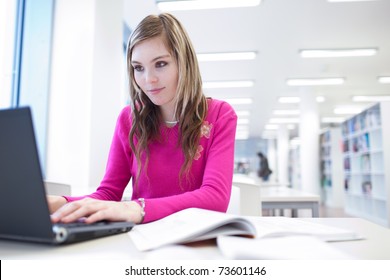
[164,107,178,125]
[164,120,179,125]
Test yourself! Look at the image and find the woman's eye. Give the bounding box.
[133,65,144,72]
[156,61,167,68]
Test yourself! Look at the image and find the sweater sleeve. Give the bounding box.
[64,107,132,202]
[142,102,237,223]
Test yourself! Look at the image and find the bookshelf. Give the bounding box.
[342,102,390,227]
[319,127,344,208]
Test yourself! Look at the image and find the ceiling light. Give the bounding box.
[265,124,296,130]
[197,52,257,62]
[278,96,325,103]
[334,106,363,115]
[378,76,390,84]
[269,118,300,124]
[203,80,254,88]
[316,96,326,102]
[352,95,390,102]
[265,124,279,130]
[321,117,346,123]
[300,48,377,58]
[224,98,253,105]
[273,109,300,116]
[236,125,249,131]
[287,78,345,86]
[157,0,261,11]
[278,97,300,103]
[236,110,250,117]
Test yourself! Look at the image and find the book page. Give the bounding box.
[217,235,354,259]
[246,216,361,241]
[129,208,256,251]
[129,208,360,252]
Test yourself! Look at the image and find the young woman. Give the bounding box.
[49,13,237,224]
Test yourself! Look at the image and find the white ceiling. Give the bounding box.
[124,0,390,139]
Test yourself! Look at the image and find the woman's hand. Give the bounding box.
[47,195,67,214]
[50,198,143,224]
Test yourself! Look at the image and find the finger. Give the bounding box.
[84,202,128,223]
[60,202,101,223]
[51,202,76,223]
[84,210,109,224]
[52,199,94,223]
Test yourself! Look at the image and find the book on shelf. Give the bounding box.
[343,140,349,153]
[129,208,361,252]
[362,175,372,195]
[344,177,350,191]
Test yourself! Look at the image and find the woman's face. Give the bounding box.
[131,36,179,118]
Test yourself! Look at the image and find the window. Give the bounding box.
[1,0,55,174]
[0,0,18,108]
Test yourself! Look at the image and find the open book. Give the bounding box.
[129,208,360,252]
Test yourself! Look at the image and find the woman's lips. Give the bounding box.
[147,87,165,95]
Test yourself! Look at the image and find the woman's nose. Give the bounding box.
[145,69,158,83]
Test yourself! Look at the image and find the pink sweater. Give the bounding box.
[65,99,237,223]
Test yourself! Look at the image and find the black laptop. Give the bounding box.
[0,107,134,244]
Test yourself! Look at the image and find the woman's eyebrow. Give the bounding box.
[131,54,171,65]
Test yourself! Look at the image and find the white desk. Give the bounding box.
[1,218,389,260]
[233,177,320,217]
[261,186,320,217]
[233,174,289,187]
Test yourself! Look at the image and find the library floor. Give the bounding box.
[318,204,353,218]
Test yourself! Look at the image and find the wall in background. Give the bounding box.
[46,0,125,194]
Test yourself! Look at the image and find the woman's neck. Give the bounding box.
[160,103,178,126]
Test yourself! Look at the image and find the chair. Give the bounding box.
[44,181,71,196]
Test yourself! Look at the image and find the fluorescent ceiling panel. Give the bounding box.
[236,126,249,131]
[278,96,325,103]
[269,118,300,124]
[278,97,300,103]
[265,124,279,130]
[273,109,300,116]
[378,76,390,84]
[352,95,390,102]
[157,0,261,11]
[235,110,250,117]
[287,78,345,86]
[316,96,326,102]
[321,117,346,123]
[334,107,363,115]
[300,48,377,58]
[197,52,256,62]
[265,124,295,130]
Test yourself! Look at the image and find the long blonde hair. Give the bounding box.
[127,13,207,185]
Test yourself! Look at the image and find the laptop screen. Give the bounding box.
[0,107,54,240]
